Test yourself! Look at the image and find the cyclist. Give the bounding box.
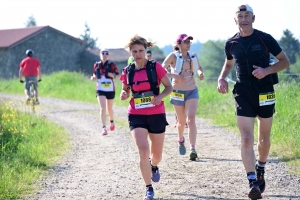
[120,35,172,200]
[217,4,290,199]
[91,48,119,135]
[19,49,42,105]
[162,34,204,161]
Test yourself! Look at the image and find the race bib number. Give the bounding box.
[170,90,184,101]
[259,92,276,106]
[97,78,113,92]
[101,82,111,88]
[133,91,154,109]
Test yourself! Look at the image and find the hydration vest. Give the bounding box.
[95,60,112,79]
[126,60,159,95]
[173,51,198,75]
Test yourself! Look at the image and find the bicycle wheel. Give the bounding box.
[29,82,35,99]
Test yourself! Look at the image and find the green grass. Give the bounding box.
[0,100,70,199]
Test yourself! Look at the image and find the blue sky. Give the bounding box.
[1,0,299,48]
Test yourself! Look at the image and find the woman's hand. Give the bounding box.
[90,74,96,81]
[171,74,185,84]
[151,95,163,106]
[107,72,115,78]
[199,71,204,81]
[120,90,129,100]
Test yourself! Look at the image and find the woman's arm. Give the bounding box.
[120,83,131,100]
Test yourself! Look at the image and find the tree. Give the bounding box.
[278,29,300,73]
[79,22,98,49]
[25,15,36,27]
[199,40,232,80]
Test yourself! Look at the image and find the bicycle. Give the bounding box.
[20,79,40,113]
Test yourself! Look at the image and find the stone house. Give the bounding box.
[0,26,89,79]
[0,26,166,79]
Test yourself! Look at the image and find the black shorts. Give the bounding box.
[232,82,275,118]
[96,90,115,99]
[128,114,169,134]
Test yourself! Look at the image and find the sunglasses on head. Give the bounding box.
[101,52,109,55]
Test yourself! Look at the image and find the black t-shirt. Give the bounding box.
[224,29,282,83]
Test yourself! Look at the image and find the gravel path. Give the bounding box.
[1,94,300,200]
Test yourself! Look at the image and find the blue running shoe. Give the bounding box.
[151,166,160,182]
[189,149,198,161]
[178,137,186,155]
[143,189,154,200]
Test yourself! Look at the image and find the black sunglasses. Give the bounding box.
[101,52,109,55]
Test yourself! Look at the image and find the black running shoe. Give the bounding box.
[248,181,262,200]
[256,164,266,193]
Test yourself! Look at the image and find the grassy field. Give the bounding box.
[0,71,299,198]
[0,100,70,199]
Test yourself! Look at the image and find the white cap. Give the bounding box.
[235,4,254,14]
[100,48,109,52]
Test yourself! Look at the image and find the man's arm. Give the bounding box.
[19,68,23,81]
[217,59,235,94]
[252,51,290,79]
[38,66,42,80]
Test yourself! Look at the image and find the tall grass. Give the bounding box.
[1,71,299,175]
[0,100,70,199]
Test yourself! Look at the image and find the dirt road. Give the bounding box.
[1,94,300,200]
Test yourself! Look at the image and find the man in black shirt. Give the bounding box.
[217,4,290,199]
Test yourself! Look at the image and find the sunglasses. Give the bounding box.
[101,52,109,55]
[183,40,191,44]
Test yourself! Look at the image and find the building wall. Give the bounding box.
[1,28,88,79]
[0,48,12,78]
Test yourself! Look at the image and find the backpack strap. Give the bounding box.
[95,61,101,79]
[146,60,159,95]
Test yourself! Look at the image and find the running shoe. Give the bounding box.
[248,181,262,199]
[151,166,160,182]
[143,189,154,200]
[102,128,108,135]
[110,123,115,131]
[256,164,266,193]
[189,149,198,161]
[178,137,186,155]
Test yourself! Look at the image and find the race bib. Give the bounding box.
[133,91,154,109]
[170,90,184,101]
[101,82,112,88]
[259,92,276,106]
[97,77,113,92]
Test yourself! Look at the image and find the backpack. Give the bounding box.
[95,60,112,79]
[126,60,159,95]
[173,51,198,75]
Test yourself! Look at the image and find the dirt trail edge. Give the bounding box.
[1,94,300,200]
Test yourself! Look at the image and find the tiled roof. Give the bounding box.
[0,26,48,48]
[0,26,85,48]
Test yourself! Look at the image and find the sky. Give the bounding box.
[1,0,299,49]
